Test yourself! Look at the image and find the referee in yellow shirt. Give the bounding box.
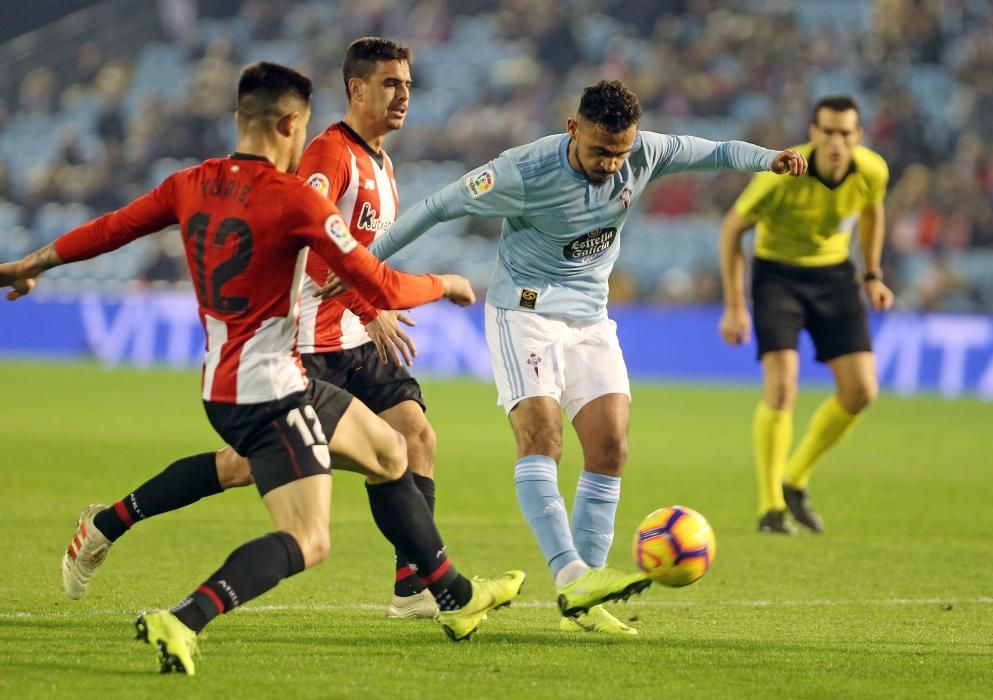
[718,95,895,534]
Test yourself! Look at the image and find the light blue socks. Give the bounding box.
[572,470,621,567]
[514,455,582,578]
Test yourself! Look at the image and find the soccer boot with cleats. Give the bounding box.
[783,484,825,533]
[557,567,651,618]
[386,589,440,619]
[757,509,797,535]
[438,570,525,641]
[62,504,112,600]
[560,604,638,636]
[134,610,198,675]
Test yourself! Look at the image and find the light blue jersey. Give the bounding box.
[371,131,778,320]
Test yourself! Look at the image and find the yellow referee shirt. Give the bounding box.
[734,143,889,267]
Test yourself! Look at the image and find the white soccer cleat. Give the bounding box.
[61,504,112,600]
[385,589,440,619]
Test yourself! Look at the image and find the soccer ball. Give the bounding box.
[632,505,716,587]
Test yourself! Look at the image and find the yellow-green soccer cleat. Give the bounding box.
[61,504,112,600]
[557,567,651,618]
[437,570,526,641]
[134,610,198,675]
[385,589,440,619]
[560,604,638,636]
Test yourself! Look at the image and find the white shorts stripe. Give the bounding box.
[497,308,524,398]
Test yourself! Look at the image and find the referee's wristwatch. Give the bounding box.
[863,269,883,283]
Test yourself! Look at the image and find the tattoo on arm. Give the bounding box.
[23,244,63,275]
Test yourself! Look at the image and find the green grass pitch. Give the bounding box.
[0,362,990,698]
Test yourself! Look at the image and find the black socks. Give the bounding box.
[172,531,305,633]
[94,452,222,542]
[367,470,471,610]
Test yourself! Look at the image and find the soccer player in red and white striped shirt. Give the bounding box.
[293,37,449,619]
[0,62,524,674]
[47,39,454,623]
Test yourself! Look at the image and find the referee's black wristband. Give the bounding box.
[863,270,883,282]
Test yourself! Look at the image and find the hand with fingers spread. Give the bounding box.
[364,309,418,367]
[770,149,808,177]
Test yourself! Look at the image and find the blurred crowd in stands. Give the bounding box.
[0,0,991,311]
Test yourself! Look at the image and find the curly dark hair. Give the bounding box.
[577,80,642,133]
[343,37,412,99]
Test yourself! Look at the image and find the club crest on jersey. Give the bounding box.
[563,227,618,263]
[526,351,542,377]
[619,186,633,209]
[307,173,330,197]
[325,214,357,253]
[465,169,495,198]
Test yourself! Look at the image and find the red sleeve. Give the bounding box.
[54,176,179,263]
[298,146,351,203]
[285,188,445,313]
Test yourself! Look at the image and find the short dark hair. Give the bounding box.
[812,95,860,125]
[343,37,412,99]
[577,80,642,133]
[237,62,312,125]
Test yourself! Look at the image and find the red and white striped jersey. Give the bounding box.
[53,154,444,404]
[296,122,400,353]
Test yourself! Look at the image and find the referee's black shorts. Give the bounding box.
[751,257,871,364]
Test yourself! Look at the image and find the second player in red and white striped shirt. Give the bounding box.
[293,38,450,620]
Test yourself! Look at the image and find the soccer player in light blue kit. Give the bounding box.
[369,81,807,633]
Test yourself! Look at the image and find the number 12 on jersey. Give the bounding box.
[185,212,254,313]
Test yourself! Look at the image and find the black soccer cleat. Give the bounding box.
[783,485,825,533]
[757,509,796,535]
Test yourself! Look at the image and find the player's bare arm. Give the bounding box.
[859,200,894,310]
[770,149,808,176]
[0,243,63,300]
[718,210,754,345]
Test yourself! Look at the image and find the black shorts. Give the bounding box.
[751,257,872,364]
[301,343,426,415]
[203,380,353,496]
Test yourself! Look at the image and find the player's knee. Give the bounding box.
[378,429,408,480]
[292,527,331,568]
[844,380,877,414]
[764,380,797,410]
[517,427,562,461]
[404,419,436,467]
[216,447,253,489]
[587,435,628,476]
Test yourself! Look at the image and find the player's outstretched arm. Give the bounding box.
[717,210,754,345]
[369,156,525,261]
[1,178,179,301]
[0,243,63,300]
[650,134,806,177]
